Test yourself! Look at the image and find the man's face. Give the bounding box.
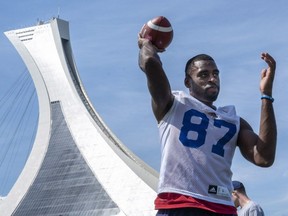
[232,191,240,208]
[185,60,220,105]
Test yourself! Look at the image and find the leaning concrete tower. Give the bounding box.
[0,17,158,216]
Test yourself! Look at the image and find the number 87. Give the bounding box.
[179,109,237,157]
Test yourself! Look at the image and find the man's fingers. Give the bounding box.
[261,52,276,69]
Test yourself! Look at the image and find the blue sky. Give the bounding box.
[0,1,288,215]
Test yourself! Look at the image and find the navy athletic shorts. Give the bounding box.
[156,208,236,216]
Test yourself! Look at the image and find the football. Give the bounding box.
[140,16,173,50]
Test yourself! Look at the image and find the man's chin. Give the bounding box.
[208,94,218,101]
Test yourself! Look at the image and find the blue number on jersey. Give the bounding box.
[179,109,236,157]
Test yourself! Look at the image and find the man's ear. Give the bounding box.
[184,77,190,88]
[232,191,239,198]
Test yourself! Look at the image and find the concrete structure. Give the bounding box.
[0,18,158,216]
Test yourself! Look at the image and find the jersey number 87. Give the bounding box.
[179,109,237,157]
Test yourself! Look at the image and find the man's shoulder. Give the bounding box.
[239,201,264,216]
[249,201,264,212]
[172,90,198,102]
[217,105,237,116]
[172,90,191,102]
[172,90,186,96]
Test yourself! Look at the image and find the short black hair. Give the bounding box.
[185,54,215,76]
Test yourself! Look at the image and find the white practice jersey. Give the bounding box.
[158,91,240,206]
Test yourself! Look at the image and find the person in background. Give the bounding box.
[232,181,264,216]
[138,35,277,216]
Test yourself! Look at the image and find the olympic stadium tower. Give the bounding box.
[0,18,158,216]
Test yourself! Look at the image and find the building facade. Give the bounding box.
[0,18,158,216]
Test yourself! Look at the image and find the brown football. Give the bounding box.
[140,16,173,50]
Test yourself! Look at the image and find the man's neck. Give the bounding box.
[240,197,251,208]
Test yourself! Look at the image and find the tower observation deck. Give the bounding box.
[0,18,158,216]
